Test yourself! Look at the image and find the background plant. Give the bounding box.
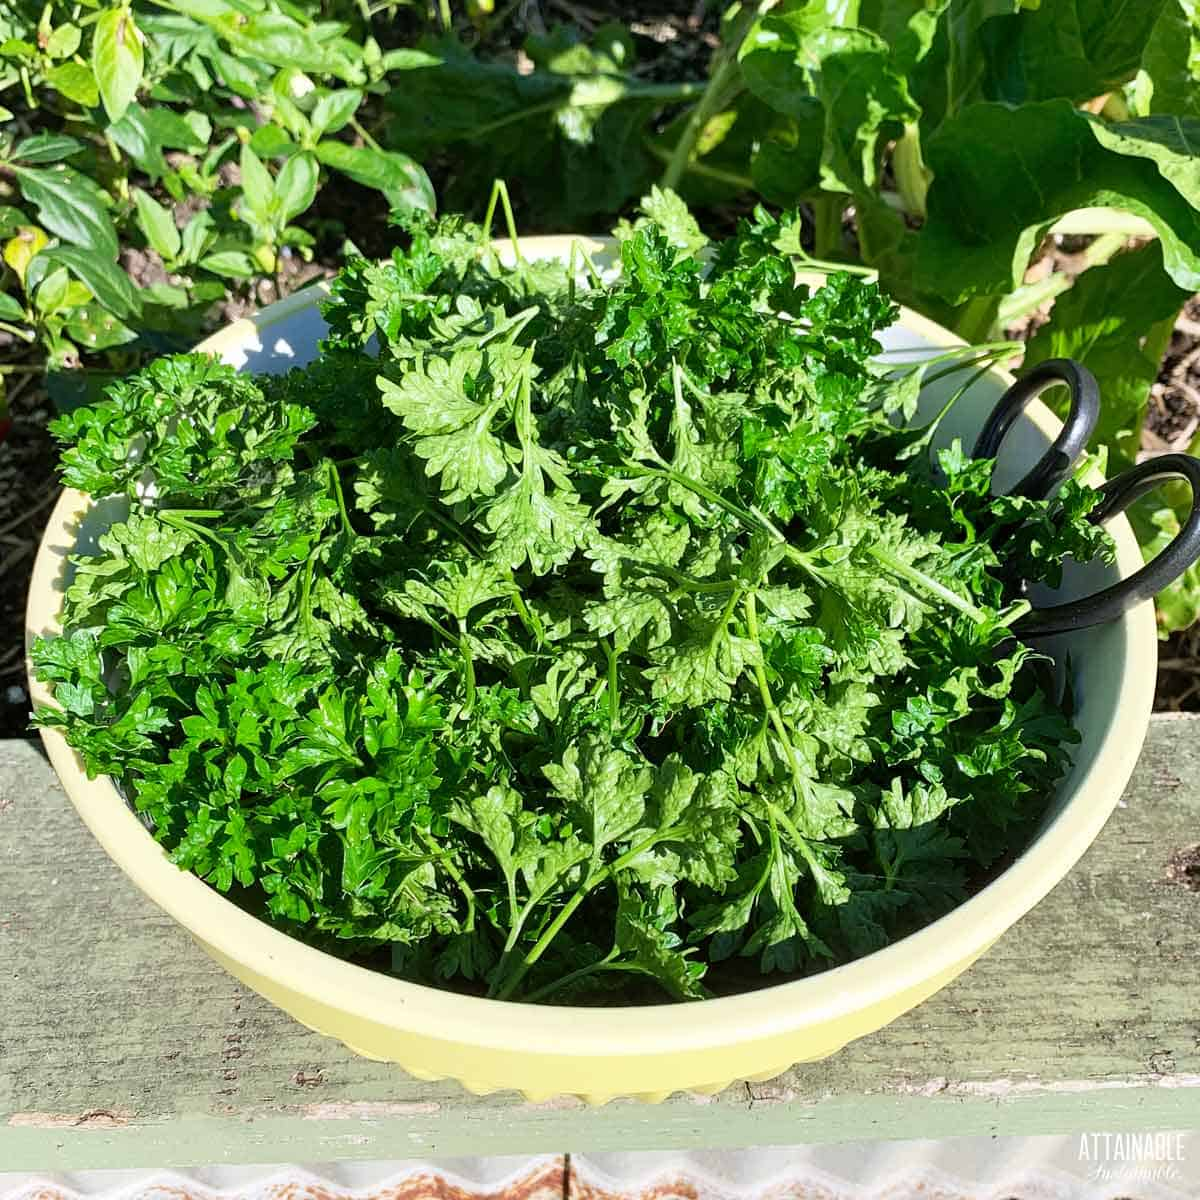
[1,0,436,404]
[4,0,1200,629]
[372,0,1200,628]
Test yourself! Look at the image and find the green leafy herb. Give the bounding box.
[34,195,1112,1004]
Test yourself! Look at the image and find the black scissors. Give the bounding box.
[970,358,1200,637]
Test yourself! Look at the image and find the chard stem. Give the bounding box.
[660,1,775,191]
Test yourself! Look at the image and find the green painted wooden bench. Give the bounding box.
[1,716,1197,1172]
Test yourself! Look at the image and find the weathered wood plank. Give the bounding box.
[2,717,1198,1170]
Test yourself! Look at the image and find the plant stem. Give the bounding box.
[423,831,476,930]
[867,545,986,623]
[644,139,755,191]
[658,466,761,530]
[744,591,811,804]
[794,249,877,279]
[996,232,1128,327]
[521,950,620,1004]
[495,881,598,999]
[954,295,1001,344]
[495,827,668,1000]
[469,81,703,143]
[456,617,476,715]
[1049,208,1155,239]
[327,459,353,536]
[661,0,775,191]
[811,194,845,260]
[892,120,930,219]
[647,468,987,627]
[876,197,1156,241]
[349,115,381,151]
[509,581,545,645]
[604,639,619,734]
[483,178,522,262]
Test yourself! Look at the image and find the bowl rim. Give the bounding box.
[25,235,1157,1057]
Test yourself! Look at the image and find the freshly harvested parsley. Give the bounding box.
[33,195,1114,1003]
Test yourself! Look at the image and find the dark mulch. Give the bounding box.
[1145,295,1200,453]
[0,365,58,737]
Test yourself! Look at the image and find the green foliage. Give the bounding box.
[35,200,1105,1004]
[633,0,1200,631]
[5,0,1200,635]
[1,0,435,374]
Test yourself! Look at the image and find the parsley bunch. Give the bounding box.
[33,193,1114,1003]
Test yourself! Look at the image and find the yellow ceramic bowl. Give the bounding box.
[26,238,1156,1103]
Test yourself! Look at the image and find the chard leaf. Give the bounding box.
[917,100,1200,302]
[971,0,1172,104]
[1021,241,1190,470]
[1141,0,1200,118]
[740,17,919,192]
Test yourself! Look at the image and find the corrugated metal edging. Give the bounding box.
[1,1136,1197,1200]
[0,1158,566,1200]
[570,1137,1198,1200]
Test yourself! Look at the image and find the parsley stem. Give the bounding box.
[873,341,1015,367]
[895,360,998,464]
[456,618,476,715]
[867,545,986,623]
[920,352,1013,391]
[159,510,224,548]
[483,179,523,263]
[495,881,597,999]
[604,639,620,734]
[428,506,483,556]
[657,467,760,529]
[647,470,985,627]
[509,582,545,646]
[662,568,735,594]
[574,241,605,290]
[494,828,670,1000]
[521,950,621,1005]
[423,831,476,931]
[744,592,812,807]
[792,248,877,279]
[327,459,353,536]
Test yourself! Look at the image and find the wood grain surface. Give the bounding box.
[2,718,1198,1170]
